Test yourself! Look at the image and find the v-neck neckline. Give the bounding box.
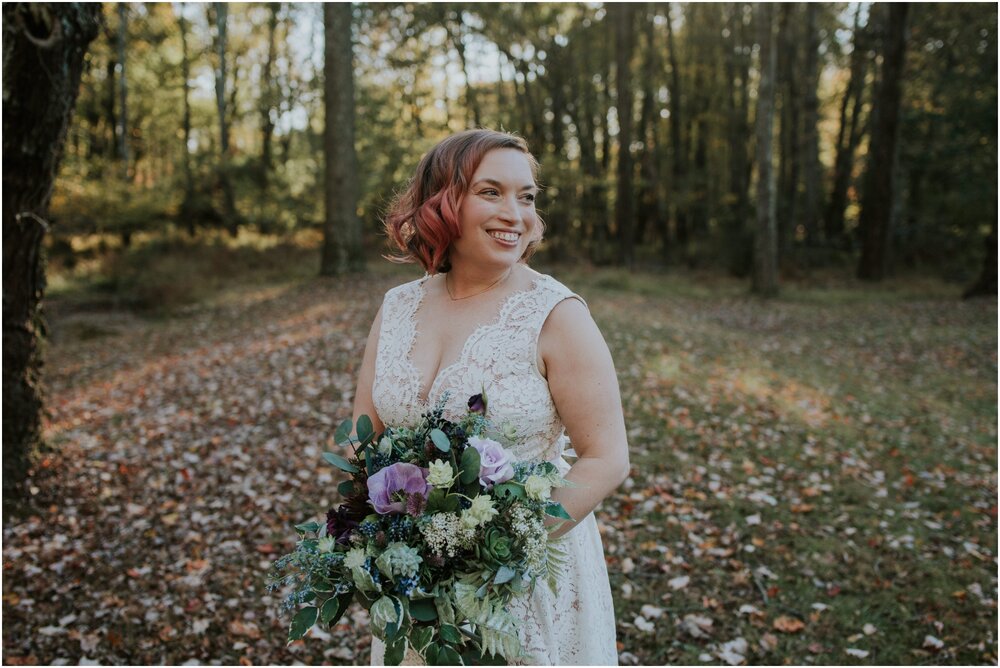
[406,272,544,406]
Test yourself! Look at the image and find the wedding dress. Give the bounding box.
[368,271,619,666]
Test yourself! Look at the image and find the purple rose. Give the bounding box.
[467,393,487,415]
[367,463,430,514]
[468,436,514,488]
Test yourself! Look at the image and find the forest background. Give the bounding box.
[2,2,997,666]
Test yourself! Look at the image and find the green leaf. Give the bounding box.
[334,418,353,445]
[493,565,516,585]
[411,626,434,653]
[338,480,355,497]
[328,592,354,627]
[459,447,481,485]
[287,606,317,643]
[385,638,407,665]
[357,415,374,443]
[430,428,451,452]
[410,599,438,622]
[319,596,341,625]
[426,488,447,513]
[436,645,463,665]
[424,642,440,665]
[294,521,322,534]
[492,482,524,500]
[544,503,573,521]
[323,451,359,474]
[439,623,463,644]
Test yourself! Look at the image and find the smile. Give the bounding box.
[487,230,520,243]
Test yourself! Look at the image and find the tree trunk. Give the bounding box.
[963,221,998,298]
[260,2,279,189]
[800,3,821,245]
[752,2,779,297]
[824,5,868,248]
[448,10,481,128]
[776,3,799,262]
[117,2,129,182]
[3,3,101,499]
[635,6,661,253]
[209,2,238,236]
[612,3,635,269]
[857,4,910,281]
[320,3,364,276]
[664,2,687,250]
[723,3,753,276]
[179,2,196,235]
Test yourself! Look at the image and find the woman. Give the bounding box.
[352,129,630,665]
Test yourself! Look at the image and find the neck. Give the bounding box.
[444,263,514,299]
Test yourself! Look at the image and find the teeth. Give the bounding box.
[488,231,519,242]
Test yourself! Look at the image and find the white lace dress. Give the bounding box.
[368,272,619,666]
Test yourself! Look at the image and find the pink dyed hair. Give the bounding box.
[382,129,544,274]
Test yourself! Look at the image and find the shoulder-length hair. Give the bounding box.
[382,129,544,274]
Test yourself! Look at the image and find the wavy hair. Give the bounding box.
[382,129,544,273]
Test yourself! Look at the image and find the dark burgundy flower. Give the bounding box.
[467,393,486,415]
[326,505,360,545]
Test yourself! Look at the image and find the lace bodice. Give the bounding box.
[372,272,587,463]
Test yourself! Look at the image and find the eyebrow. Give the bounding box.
[473,178,537,192]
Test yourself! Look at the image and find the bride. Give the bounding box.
[351,129,630,665]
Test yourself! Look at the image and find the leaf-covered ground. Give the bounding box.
[3,262,997,665]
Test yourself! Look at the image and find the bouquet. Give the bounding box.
[268,391,573,665]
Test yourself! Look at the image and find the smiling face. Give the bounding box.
[448,148,540,273]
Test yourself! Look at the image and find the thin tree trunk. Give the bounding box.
[448,10,481,128]
[824,5,868,248]
[723,3,753,276]
[613,3,636,269]
[665,2,687,250]
[320,3,364,276]
[179,2,196,235]
[209,2,238,236]
[3,3,101,499]
[260,2,279,189]
[117,2,129,182]
[800,3,821,245]
[777,3,799,261]
[752,3,778,297]
[857,4,910,281]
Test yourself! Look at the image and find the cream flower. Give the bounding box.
[524,475,553,501]
[427,459,455,488]
[460,494,498,530]
[344,547,367,569]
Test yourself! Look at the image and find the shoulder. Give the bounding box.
[383,273,430,303]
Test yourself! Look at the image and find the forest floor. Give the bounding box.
[3,244,997,666]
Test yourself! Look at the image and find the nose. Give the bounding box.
[497,194,523,226]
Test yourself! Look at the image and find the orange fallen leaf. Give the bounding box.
[773,615,805,633]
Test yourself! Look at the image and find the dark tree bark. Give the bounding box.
[800,3,821,245]
[635,5,663,252]
[825,5,868,248]
[857,4,910,281]
[3,2,101,499]
[259,2,280,189]
[116,2,129,182]
[447,9,481,128]
[723,3,753,276]
[963,222,998,298]
[178,1,196,234]
[612,2,636,269]
[752,2,779,297]
[208,2,238,236]
[664,2,687,249]
[320,3,364,276]
[776,3,800,261]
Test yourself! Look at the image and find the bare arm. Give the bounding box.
[352,304,387,437]
[539,297,630,539]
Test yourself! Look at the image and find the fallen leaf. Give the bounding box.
[773,616,804,633]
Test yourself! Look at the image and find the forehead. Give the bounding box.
[471,148,535,183]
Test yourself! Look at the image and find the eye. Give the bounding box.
[480,188,500,197]
[521,193,536,203]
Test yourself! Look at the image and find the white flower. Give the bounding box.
[461,495,498,529]
[378,436,393,456]
[524,475,552,501]
[344,547,367,570]
[317,536,337,553]
[427,460,455,488]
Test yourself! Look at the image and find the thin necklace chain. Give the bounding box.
[445,267,513,301]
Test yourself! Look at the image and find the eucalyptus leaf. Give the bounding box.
[287,606,317,643]
[337,480,355,497]
[430,428,451,452]
[493,565,516,585]
[334,418,353,445]
[322,451,359,473]
[357,415,374,443]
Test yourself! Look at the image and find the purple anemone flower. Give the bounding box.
[367,463,430,514]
